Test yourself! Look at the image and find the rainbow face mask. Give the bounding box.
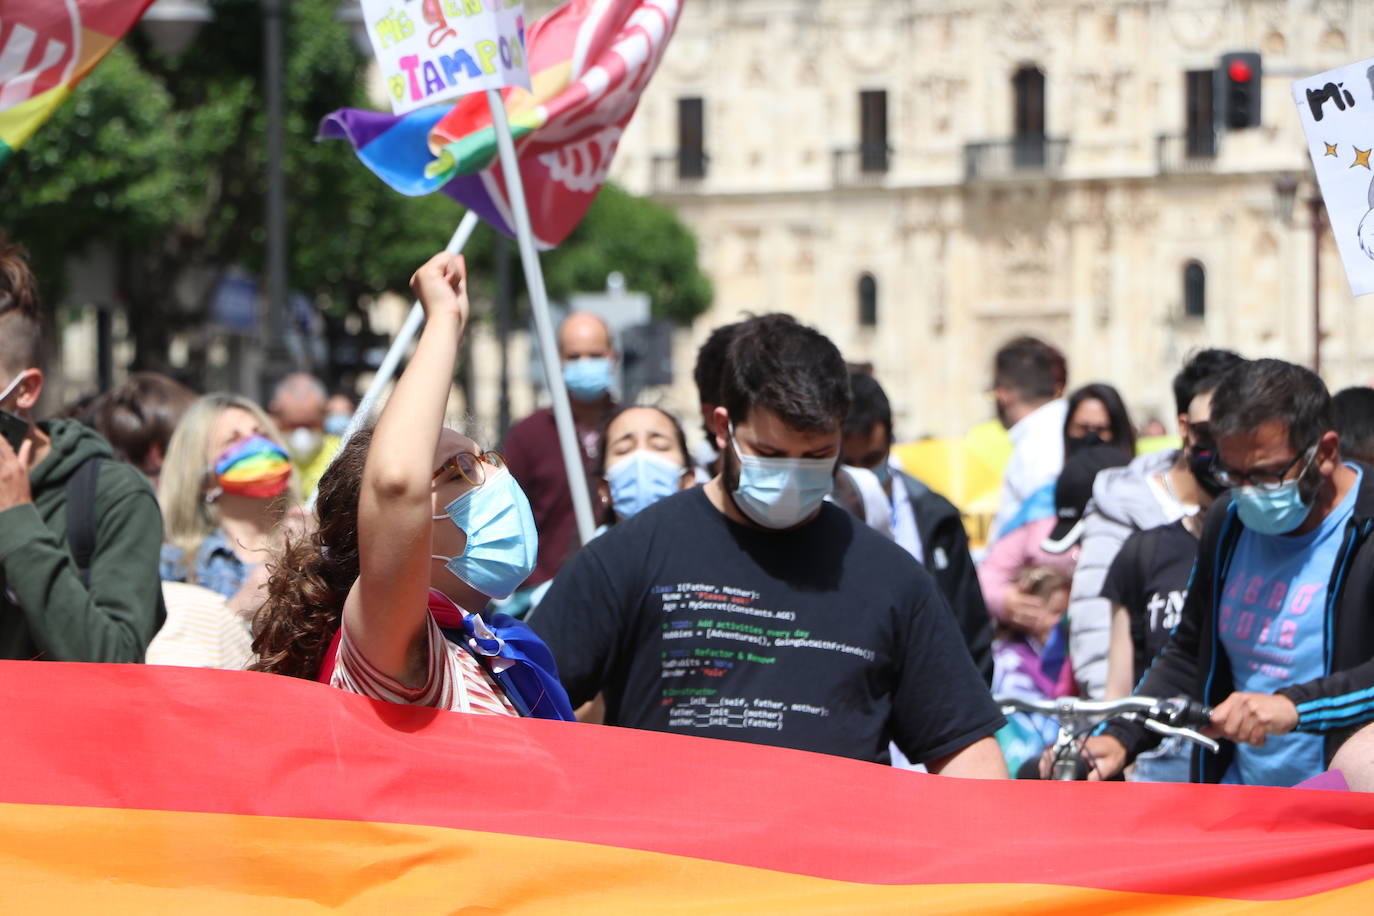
[212,435,291,499]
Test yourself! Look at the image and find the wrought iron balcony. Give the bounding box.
[831,143,892,187]
[963,136,1068,181]
[1156,130,1219,175]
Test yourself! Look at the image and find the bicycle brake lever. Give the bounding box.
[1143,718,1220,753]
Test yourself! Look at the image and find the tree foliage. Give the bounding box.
[0,0,709,390]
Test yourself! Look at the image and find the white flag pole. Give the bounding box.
[312,209,481,510]
[483,86,597,544]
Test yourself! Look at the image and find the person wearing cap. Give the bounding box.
[991,445,1130,775]
[1065,349,1245,699]
[977,382,1134,638]
[1095,383,1223,781]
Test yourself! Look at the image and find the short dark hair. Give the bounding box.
[1333,387,1374,465]
[0,231,42,378]
[1066,383,1136,456]
[1210,359,1332,455]
[595,405,691,477]
[721,314,851,432]
[92,372,200,468]
[844,371,892,442]
[693,322,741,408]
[993,336,1065,402]
[1172,348,1245,416]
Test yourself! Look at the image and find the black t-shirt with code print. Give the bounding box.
[531,487,1003,764]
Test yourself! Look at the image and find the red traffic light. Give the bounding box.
[1228,59,1253,83]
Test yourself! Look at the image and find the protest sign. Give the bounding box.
[360,0,530,115]
[1292,57,1374,297]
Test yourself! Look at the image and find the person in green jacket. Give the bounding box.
[0,233,165,662]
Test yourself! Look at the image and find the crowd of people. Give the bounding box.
[2,229,1373,789]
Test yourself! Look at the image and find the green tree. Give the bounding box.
[543,183,713,325]
[0,0,709,392]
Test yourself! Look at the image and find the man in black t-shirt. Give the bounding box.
[532,315,1007,775]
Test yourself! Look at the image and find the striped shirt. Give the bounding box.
[146,582,255,670]
[330,612,517,716]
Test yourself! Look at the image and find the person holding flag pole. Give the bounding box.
[322,0,684,557]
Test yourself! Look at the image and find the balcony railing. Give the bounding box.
[832,144,892,187]
[650,150,709,194]
[963,136,1068,181]
[1156,130,1219,174]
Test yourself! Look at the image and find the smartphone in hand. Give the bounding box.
[0,409,28,453]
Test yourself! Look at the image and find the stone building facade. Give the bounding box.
[592,0,1374,439]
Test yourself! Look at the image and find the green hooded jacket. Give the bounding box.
[0,418,165,661]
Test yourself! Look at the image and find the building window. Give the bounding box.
[858,273,878,327]
[677,97,705,179]
[1012,66,1046,167]
[859,90,888,172]
[1183,261,1206,318]
[1184,70,1216,157]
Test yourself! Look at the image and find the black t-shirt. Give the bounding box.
[1101,520,1200,684]
[530,487,1004,764]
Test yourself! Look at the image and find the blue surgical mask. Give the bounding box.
[1232,451,1318,536]
[728,423,835,530]
[563,357,612,403]
[606,450,684,519]
[432,471,539,599]
[323,413,351,437]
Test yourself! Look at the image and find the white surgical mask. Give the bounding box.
[286,427,324,462]
[0,370,28,411]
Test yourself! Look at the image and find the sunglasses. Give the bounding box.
[432,450,507,487]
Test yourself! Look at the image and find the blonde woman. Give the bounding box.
[158,394,301,616]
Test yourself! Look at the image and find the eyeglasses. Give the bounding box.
[432,450,506,487]
[1211,444,1317,491]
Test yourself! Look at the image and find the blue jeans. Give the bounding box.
[1130,736,1192,783]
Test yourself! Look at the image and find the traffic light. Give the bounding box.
[1217,52,1262,129]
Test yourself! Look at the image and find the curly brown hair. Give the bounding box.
[251,425,373,679]
[0,230,42,377]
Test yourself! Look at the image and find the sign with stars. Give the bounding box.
[1293,57,1374,296]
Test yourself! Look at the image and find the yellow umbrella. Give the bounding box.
[890,436,1006,548]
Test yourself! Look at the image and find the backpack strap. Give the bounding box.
[66,456,104,587]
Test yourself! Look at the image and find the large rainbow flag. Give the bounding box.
[1,660,1372,910]
[320,0,681,248]
[0,1,154,166]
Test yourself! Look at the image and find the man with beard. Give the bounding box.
[532,315,1006,775]
[1077,360,1374,786]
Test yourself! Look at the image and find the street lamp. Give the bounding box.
[1274,172,1325,375]
[141,0,294,399]
[139,0,214,57]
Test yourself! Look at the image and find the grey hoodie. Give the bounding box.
[1067,448,1182,697]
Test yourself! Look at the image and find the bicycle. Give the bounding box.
[995,695,1219,780]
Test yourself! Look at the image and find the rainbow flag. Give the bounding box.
[320,0,681,248]
[1,660,1372,911]
[0,1,154,165]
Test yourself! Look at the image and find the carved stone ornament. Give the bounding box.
[1166,0,1227,50]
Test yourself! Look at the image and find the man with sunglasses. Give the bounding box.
[1081,359,1374,785]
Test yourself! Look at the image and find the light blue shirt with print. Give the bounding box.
[1219,466,1361,787]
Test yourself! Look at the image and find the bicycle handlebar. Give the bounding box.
[996,695,1212,728]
